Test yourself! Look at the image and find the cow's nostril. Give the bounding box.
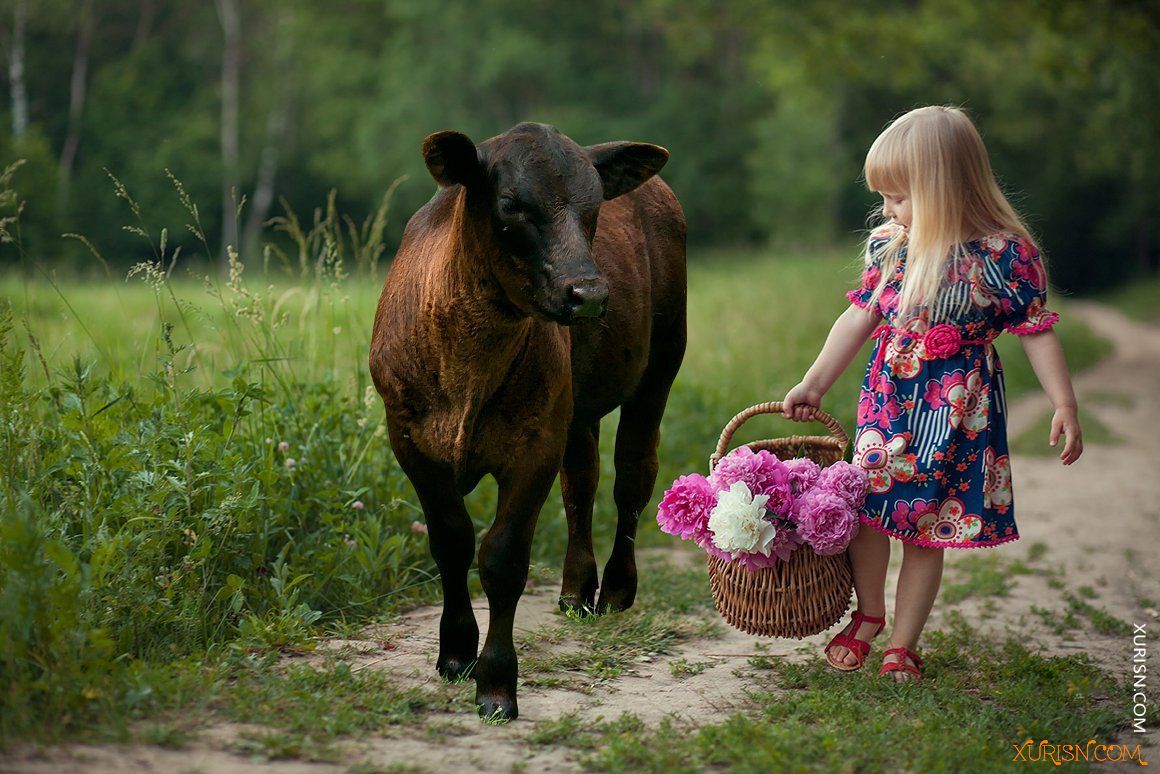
[566,280,609,317]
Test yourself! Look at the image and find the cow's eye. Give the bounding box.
[499,196,524,216]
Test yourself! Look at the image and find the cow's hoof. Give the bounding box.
[596,587,636,614]
[558,593,597,617]
[476,694,518,723]
[437,657,476,683]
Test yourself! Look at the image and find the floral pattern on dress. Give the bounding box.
[882,319,928,381]
[853,428,917,493]
[915,497,984,543]
[846,228,1058,548]
[945,368,990,436]
[983,447,1012,513]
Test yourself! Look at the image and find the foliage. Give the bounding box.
[0,0,1154,291]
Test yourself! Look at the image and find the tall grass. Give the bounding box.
[0,167,1107,740]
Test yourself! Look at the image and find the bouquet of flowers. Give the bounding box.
[657,446,868,572]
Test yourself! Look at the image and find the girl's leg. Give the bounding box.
[828,524,891,667]
[883,541,945,681]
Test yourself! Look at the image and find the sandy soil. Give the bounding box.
[5,300,1158,773]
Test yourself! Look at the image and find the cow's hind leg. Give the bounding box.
[558,421,600,613]
[390,429,478,681]
[598,332,685,614]
[475,456,559,720]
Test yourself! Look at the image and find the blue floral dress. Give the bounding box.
[845,225,1059,548]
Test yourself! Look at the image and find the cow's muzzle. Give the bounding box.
[565,277,609,318]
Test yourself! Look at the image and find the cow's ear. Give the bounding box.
[422,131,484,188]
[585,142,669,200]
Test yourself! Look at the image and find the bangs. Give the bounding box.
[863,122,911,195]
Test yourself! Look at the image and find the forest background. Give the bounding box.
[1,0,1156,293]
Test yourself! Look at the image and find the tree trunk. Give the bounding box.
[7,0,27,137]
[58,0,96,215]
[216,0,242,266]
[132,0,156,52]
[242,7,294,262]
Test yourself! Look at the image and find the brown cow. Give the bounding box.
[369,122,686,720]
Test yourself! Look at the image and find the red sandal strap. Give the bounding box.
[882,646,923,668]
[851,609,886,625]
[878,661,921,678]
[828,633,871,659]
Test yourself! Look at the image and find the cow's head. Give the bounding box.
[421,122,668,325]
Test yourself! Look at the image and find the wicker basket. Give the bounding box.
[705,401,855,638]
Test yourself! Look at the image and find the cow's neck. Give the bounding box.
[423,189,543,400]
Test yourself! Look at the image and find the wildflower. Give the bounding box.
[285,457,297,469]
[351,500,365,510]
[277,441,290,453]
[411,520,428,535]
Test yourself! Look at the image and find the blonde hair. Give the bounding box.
[863,106,1036,324]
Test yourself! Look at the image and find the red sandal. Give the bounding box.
[824,609,887,671]
[879,645,923,680]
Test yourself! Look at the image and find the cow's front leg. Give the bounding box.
[474,454,559,721]
[388,424,478,681]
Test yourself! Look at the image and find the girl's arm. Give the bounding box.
[783,303,881,421]
[1018,329,1084,465]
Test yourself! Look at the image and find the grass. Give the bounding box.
[527,611,1133,771]
[941,552,1035,604]
[1096,273,1160,324]
[1010,406,1119,456]
[0,169,1120,760]
[519,555,722,691]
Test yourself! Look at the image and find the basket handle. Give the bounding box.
[709,401,850,471]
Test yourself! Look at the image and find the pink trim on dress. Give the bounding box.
[846,289,871,310]
[1005,311,1061,335]
[857,512,1020,549]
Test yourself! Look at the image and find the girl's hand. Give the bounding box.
[1050,406,1083,465]
[782,382,824,422]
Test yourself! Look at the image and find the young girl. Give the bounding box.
[783,106,1084,682]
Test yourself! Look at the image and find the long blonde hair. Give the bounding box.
[863,106,1036,324]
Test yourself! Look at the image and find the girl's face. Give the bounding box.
[879,191,912,232]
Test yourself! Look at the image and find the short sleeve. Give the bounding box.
[846,226,894,311]
[997,237,1060,335]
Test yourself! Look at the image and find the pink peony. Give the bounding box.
[710,447,793,516]
[657,473,717,542]
[783,457,821,495]
[816,461,869,511]
[792,489,860,555]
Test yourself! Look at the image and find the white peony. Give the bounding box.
[708,481,779,556]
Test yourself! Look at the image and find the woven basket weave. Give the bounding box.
[705,401,855,638]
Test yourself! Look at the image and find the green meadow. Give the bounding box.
[0,228,1112,761]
